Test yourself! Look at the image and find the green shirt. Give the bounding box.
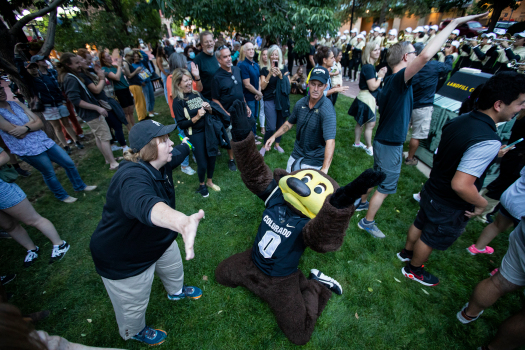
[101,66,128,90]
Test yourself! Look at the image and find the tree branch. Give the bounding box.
[38,9,57,57]
[9,0,67,35]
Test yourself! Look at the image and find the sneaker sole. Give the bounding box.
[401,267,439,287]
[355,207,368,212]
[357,222,385,239]
[168,294,202,301]
[396,252,411,262]
[466,247,493,256]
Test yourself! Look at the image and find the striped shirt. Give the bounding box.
[288,95,336,167]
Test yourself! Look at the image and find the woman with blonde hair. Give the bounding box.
[259,45,290,156]
[347,42,387,157]
[258,48,268,134]
[171,68,219,198]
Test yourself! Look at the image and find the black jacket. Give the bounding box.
[90,144,190,280]
[275,74,291,118]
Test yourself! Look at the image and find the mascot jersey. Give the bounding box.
[252,184,310,277]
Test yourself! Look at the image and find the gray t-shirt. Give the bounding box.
[457,140,501,178]
[289,95,336,167]
[501,166,525,220]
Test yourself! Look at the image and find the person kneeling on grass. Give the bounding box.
[89,120,205,346]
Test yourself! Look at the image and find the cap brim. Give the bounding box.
[310,78,328,84]
[154,124,178,138]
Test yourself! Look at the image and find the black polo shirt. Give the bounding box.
[211,66,244,112]
[90,144,190,280]
[306,45,316,74]
[251,184,310,277]
[194,52,219,100]
[288,95,337,167]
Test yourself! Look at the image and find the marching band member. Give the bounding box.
[348,34,365,82]
[414,27,427,43]
[468,33,494,70]
[404,27,414,43]
[450,29,460,41]
[427,25,439,43]
[494,32,525,73]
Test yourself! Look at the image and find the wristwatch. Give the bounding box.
[25,125,31,132]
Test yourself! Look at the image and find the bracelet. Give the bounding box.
[25,125,31,132]
[194,78,201,81]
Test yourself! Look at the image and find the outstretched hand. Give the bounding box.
[229,100,255,142]
[180,209,205,260]
[330,169,386,209]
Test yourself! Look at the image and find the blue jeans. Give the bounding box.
[142,81,155,112]
[177,126,190,167]
[246,100,258,135]
[161,72,169,105]
[20,144,86,200]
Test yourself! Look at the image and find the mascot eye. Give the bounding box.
[301,174,313,183]
[314,184,327,194]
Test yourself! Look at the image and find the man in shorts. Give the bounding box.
[405,42,453,166]
[397,72,525,286]
[357,13,487,239]
[456,219,525,350]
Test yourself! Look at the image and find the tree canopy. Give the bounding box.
[158,0,341,54]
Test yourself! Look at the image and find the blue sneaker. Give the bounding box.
[358,218,385,239]
[167,285,202,300]
[131,326,167,346]
[355,201,369,211]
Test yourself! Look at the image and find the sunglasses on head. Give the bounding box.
[216,45,229,52]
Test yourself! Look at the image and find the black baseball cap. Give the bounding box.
[129,120,177,152]
[309,66,329,84]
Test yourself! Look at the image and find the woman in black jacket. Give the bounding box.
[90,120,204,346]
[172,68,219,198]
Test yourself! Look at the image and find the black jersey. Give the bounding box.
[251,187,310,277]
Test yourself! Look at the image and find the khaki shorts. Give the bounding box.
[410,106,433,140]
[42,105,69,121]
[86,116,112,141]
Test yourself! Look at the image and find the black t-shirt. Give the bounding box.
[358,64,380,99]
[260,66,289,101]
[251,188,310,277]
[306,45,316,74]
[287,39,295,56]
[376,68,413,145]
[193,52,219,100]
[172,92,209,135]
[80,72,109,102]
[90,144,190,280]
[125,62,143,86]
[211,66,244,112]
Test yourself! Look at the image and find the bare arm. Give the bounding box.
[0,148,9,166]
[150,202,204,260]
[320,139,335,174]
[405,13,487,82]
[1,103,44,138]
[156,57,170,76]
[122,61,141,78]
[212,98,230,116]
[86,75,106,95]
[106,66,122,82]
[79,100,108,117]
[242,78,262,98]
[309,55,315,68]
[264,120,293,150]
[190,62,203,91]
[451,171,488,217]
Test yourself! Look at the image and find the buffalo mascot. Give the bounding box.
[215,100,385,345]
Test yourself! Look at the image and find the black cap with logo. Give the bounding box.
[129,120,177,153]
[309,66,329,84]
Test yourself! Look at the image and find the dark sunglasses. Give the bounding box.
[216,45,229,52]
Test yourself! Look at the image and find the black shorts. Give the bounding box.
[414,189,470,251]
[497,203,520,227]
[114,88,134,109]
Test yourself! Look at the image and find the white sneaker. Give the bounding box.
[309,269,343,295]
[111,144,122,152]
[122,145,130,153]
[352,143,366,149]
[365,147,373,156]
[345,77,349,82]
[149,113,155,117]
[181,166,196,175]
[413,192,421,203]
[50,241,70,263]
[83,185,97,192]
[350,79,355,82]
[66,139,72,144]
[62,196,78,203]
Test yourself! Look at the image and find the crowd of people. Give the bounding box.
[2,11,525,350]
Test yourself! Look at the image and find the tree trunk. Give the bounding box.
[379,0,389,25]
[488,0,512,32]
[38,9,58,57]
[0,0,28,43]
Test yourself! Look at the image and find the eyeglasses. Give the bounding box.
[216,45,228,52]
[231,75,237,84]
[406,51,417,55]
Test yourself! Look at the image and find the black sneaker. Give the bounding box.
[196,185,209,198]
[15,167,31,177]
[24,247,39,268]
[228,159,237,172]
[75,141,84,149]
[309,269,343,295]
[401,264,439,287]
[0,274,16,285]
[49,241,70,264]
[397,249,413,262]
[64,146,72,155]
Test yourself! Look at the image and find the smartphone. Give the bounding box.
[273,60,278,68]
[503,137,523,150]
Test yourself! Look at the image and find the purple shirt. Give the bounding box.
[0,101,55,156]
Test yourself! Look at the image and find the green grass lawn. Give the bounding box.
[2,93,522,349]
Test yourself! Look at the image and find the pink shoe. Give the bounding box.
[466,244,494,255]
[259,147,267,156]
[274,146,285,153]
[489,268,499,276]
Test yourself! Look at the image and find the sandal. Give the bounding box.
[109,165,120,171]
